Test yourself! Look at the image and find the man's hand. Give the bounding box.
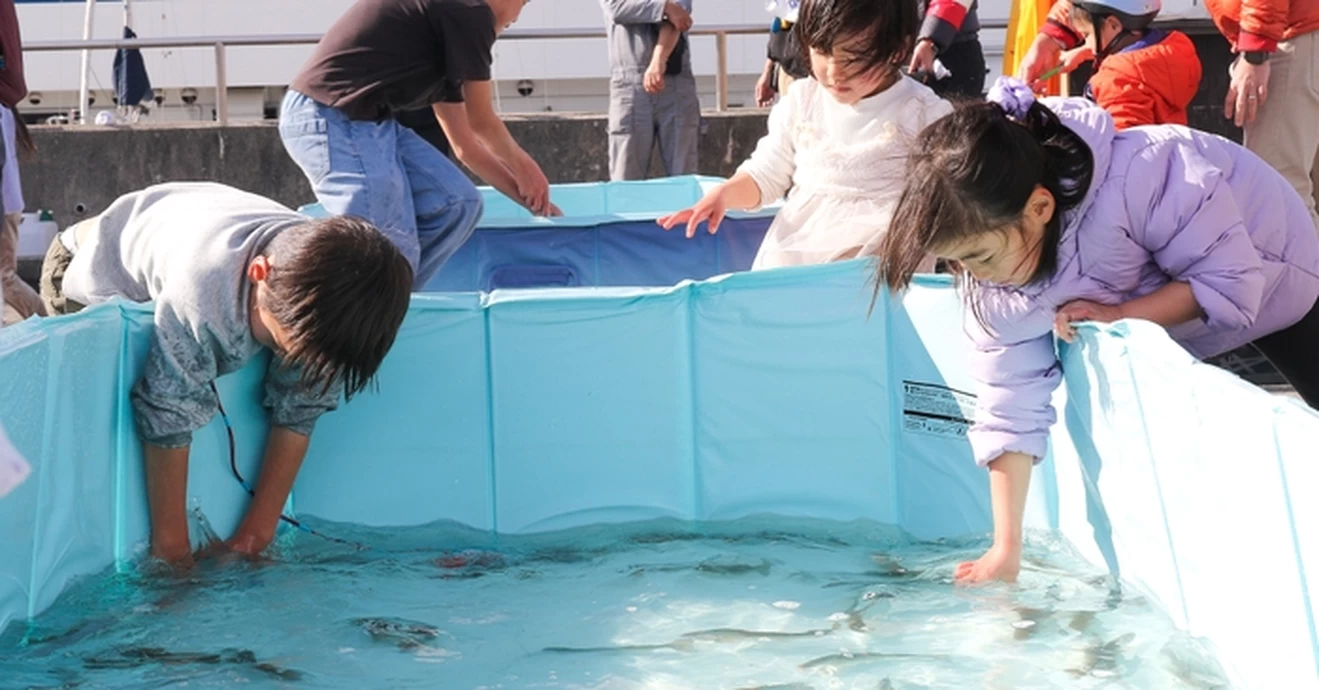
[663,2,692,32]
[755,68,775,107]
[645,64,666,94]
[512,153,555,216]
[909,39,937,79]
[1226,58,1271,127]
[1016,33,1064,87]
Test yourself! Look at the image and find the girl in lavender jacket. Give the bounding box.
[875,76,1319,585]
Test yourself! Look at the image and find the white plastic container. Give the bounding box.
[16,213,59,260]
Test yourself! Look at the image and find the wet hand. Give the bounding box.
[645,65,666,95]
[222,532,272,560]
[657,189,729,238]
[1054,299,1125,343]
[1225,59,1270,127]
[955,543,1021,584]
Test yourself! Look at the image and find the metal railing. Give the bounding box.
[24,21,1012,125]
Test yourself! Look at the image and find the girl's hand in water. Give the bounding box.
[955,542,1021,584]
[1054,299,1125,342]
[658,188,730,238]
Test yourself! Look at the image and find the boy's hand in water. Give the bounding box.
[657,189,729,238]
[955,542,1022,584]
[1054,299,1125,342]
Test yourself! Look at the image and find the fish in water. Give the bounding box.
[352,616,449,650]
[81,646,303,681]
[733,684,817,690]
[626,556,774,578]
[799,651,953,670]
[1066,632,1136,678]
[544,625,837,655]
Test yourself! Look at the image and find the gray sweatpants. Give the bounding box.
[607,72,700,181]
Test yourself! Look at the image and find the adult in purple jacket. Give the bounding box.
[875,76,1319,585]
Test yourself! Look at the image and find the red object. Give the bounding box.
[1090,30,1203,129]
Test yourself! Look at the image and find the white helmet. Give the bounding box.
[1075,0,1161,29]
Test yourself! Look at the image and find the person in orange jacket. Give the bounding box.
[1063,0,1202,129]
[1019,0,1319,227]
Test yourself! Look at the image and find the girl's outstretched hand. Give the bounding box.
[955,542,1022,584]
[657,188,730,238]
[1054,299,1125,342]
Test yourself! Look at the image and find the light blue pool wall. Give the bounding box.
[1,177,1316,690]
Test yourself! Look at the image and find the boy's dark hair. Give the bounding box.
[259,216,413,400]
[795,0,920,78]
[872,100,1095,320]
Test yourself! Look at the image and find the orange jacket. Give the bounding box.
[1043,0,1319,53]
[1087,30,1203,129]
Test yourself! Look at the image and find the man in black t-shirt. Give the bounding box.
[280,0,557,291]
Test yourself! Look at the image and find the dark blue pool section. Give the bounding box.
[298,176,776,292]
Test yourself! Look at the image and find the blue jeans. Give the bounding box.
[278,89,483,290]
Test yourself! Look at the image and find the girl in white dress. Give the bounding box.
[658,0,954,270]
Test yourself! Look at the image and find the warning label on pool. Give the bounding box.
[901,381,976,439]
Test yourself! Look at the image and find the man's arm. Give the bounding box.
[601,0,689,29]
[457,80,555,215]
[226,427,310,555]
[433,98,541,214]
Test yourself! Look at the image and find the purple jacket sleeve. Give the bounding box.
[1122,144,1265,333]
[965,295,1061,468]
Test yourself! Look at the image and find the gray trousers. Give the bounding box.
[607,72,700,181]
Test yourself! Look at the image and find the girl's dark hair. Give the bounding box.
[795,0,921,79]
[8,105,35,159]
[875,99,1095,302]
[260,216,414,400]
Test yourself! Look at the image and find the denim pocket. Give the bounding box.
[279,112,332,184]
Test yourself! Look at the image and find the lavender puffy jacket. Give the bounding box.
[965,97,1319,467]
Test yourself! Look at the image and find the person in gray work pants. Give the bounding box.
[600,0,700,181]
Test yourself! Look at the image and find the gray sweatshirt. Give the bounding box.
[61,182,342,448]
[599,0,693,76]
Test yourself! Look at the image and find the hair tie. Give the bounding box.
[987,76,1036,121]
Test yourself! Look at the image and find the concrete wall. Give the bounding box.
[17,111,769,227]
[17,27,1240,228]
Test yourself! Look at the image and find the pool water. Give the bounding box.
[1,514,1233,689]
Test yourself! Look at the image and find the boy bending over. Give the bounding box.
[40,182,413,564]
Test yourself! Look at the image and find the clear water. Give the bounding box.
[1,515,1233,690]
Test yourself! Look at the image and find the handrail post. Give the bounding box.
[715,31,728,112]
[214,42,229,125]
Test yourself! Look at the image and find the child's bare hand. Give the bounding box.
[657,189,729,238]
[645,66,665,94]
[1054,299,1125,342]
[954,543,1021,584]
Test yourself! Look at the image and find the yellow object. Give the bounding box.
[1003,0,1063,96]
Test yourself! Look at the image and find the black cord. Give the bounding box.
[209,382,368,551]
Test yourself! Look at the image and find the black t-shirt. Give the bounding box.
[291,0,496,121]
[767,27,810,80]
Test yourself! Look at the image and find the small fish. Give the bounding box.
[878,679,896,690]
[81,646,304,680]
[351,616,447,650]
[682,627,833,643]
[1066,632,1136,678]
[626,557,774,578]
[800,651,953,669]
[543,638,697,654]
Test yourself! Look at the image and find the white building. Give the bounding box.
[13,0,1032,123]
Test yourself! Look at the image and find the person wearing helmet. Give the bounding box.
[1065,0,1202,129]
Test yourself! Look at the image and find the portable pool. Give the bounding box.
[1,178,1317,689]
[299,175,775,291]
